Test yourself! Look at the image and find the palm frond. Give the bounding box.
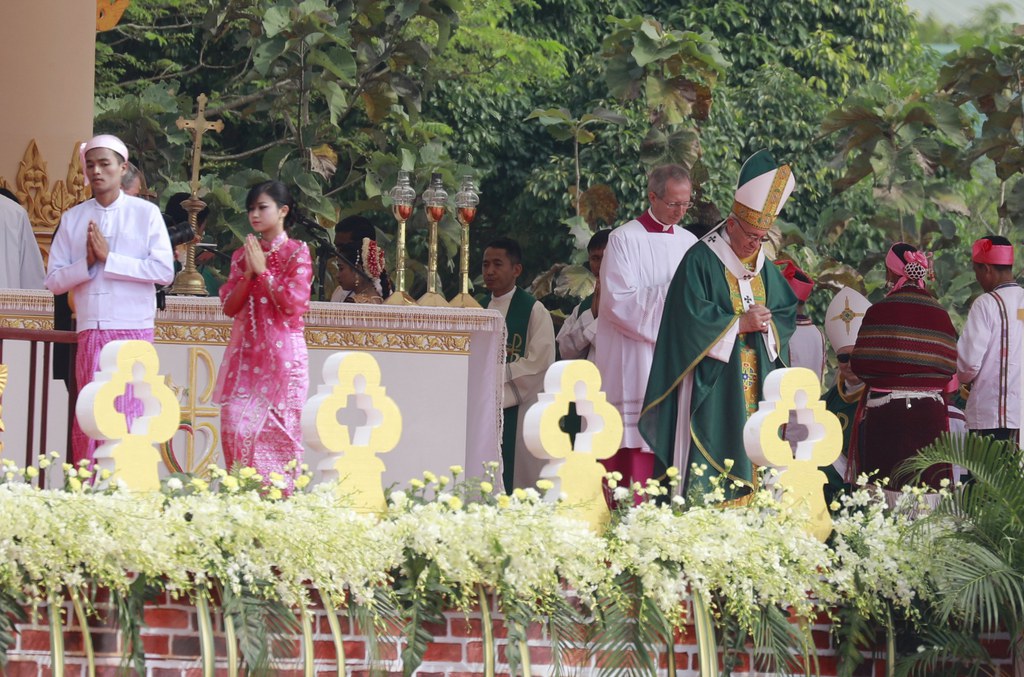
[220,583,301,676]
[832,599,876,677]
[589,573,668,677]
[892,624,991,677]
[548,595,589,677]
[0,586,27,667]
[929,541,1024,633]
[749,605,815,676]
[348,587,402,674]
[114,574,163,675]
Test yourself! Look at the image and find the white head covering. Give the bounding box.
[824,287,871,351]
[79,134,129,185]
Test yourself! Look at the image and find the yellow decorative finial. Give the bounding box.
[96,0,131,32]
[523,360,623,531]
[301,352,402,514]
[76,341,181,491]
[743,367,843,541]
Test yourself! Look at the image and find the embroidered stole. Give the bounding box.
[703,229,779,361]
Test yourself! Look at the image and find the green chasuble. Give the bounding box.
[484,287,537,490]
[822,378,863,497]
[639,241,798,500]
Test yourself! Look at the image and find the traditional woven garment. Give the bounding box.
[850,285,957,489]
[851,286,957,391]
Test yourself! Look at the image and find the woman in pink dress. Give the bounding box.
[213,180,312,479]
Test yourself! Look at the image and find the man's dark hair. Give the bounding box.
[588,229,612,253]
[0,188,20,205]
[485,236,522,266]
[164,192,211,227]
[335,215,376,240]
[980,234,1014,272]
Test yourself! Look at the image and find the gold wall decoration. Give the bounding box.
[743,367,843,542]
[96,0,131,32]
[0,140,90,266]
[523,360,623,531]
[302,352,402,514]
[160,347,220,476]
[77,340,181,491]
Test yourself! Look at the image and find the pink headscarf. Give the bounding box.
[972,238,1014,266]
[79,134,129,186]
[885,243,929,292]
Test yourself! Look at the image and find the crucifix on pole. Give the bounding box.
[169,93,224,296]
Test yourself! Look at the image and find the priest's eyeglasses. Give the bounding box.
[731,219,771,244]
[654,195,694,209]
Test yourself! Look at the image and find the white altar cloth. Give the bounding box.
[0,290,506,487]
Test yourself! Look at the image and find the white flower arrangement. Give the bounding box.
[0,456,939,652]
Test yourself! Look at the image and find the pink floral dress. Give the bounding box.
[214,233,312,478]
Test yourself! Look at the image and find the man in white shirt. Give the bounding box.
[483,237,555,490]
[45,134,175,463]
[556,229,610,361]
[0,189,45,289]
[594,165,698,487]
[957,235,1023,443]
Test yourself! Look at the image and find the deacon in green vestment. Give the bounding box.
[482,237,556,492]
[640,150,799,501]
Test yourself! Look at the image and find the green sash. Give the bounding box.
[485,287,536,490]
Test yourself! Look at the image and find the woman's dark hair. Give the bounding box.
[891,242,918,263]
[246,180,299,231]
[338,239,394,299]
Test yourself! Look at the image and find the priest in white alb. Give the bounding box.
[0,190,45,289]
[594,164,698,488]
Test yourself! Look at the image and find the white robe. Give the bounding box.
[487,287,556,488]
[0,195,45,290]
[556,300,597,361]
[46,191,174,331]
[595,213,697,449]
[957,283,1024,431]
[790,319,826,389]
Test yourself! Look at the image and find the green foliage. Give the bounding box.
[0,587,26,668]
[220,580,302,675]
[114,574,164,674]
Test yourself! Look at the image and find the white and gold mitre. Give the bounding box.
[732,149,796,231]
[824,286,871,351]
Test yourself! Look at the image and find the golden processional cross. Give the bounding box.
[169,93,224,296]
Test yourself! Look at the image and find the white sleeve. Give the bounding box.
[505,302,556,407]
[18,209,45,289]
[45,217,93,295]
[103,205,175,285]
[556,304,597,359]
[957,296,995,385]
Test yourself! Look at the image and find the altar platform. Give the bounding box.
[0,289,506,486]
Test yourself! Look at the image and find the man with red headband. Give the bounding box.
[957,235,1022,443]
[776,259,824,384]
[45,134,175,464]
[849,242,957,494]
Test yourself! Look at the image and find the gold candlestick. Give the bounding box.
[384,171,416,305]
[449,175,481,308]
[170,93,223,297]
[417,173,449,307]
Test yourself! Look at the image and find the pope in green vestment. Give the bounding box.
[639,150,799,500]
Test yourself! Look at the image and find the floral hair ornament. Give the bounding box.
[79,134,129,186]
[361,237,386,281]
[885,243,929,292]
[972,238,1014,266]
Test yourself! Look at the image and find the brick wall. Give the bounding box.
[3,592,1009,676]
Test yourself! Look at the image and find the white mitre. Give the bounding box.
[824,287,871,350]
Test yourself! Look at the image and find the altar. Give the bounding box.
[0,289,506,486]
